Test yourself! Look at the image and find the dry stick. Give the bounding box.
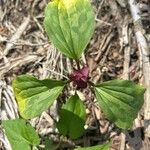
[33,17,44,33]
[82,53,86,65]
[0,82,2,119]
[120,0,149,147]
[122,17,143,149]
[128,0,150,137]
[2,85,19,119]
[95,18,112,27]
[7,86,18,117]
[66,57,72,74]
[96,0,105,18]
[116,0,127,8]
[0,48,9,65]
[3,90,16,119]
[95,0,112,26]
[0,54,38,78]
[4,16,30,55]
[95,29,115,62]
[120,133,126,150]
[119,62,139,79]
[50,51,61,79]
[42,46,53,79]
[100,43,112,64]
[46,69,68,79]
[122,20,130,80]
[2,40,47,47]
[60,53,64,78]
[3,97,15,119]
[0,86,12,150]
[0,136,12,150]
[120,18,130,150]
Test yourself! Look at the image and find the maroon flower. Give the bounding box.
[69,66,89,89]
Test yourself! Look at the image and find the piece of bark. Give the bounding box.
[128,0,150,137]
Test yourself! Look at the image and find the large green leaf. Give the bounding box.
[44,0,95,59]
[13,75,66,119]
[57,93,86,139]
[2,119,40,150]
[94,80,145,129]
[74,142,110,150]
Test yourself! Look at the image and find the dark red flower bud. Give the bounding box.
[69,66,89,89]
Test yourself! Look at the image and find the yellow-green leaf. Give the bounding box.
[44,0,95,59]
[13,75,66,119]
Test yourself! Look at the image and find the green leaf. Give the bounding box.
[13,74,66,119]
[44,0,95,59]
[44,138,57,150]
[74,142,110,150]
[94,80,145,129]
[57,93,86,139]
[2,119,40,150]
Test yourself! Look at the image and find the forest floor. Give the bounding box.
[0,0,150,150]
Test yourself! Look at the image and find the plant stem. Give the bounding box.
[88,80,95,86]
[75,59,80,70]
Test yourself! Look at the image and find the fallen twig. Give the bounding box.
[0,54,39,78]
[128,0,150,137]
[4,16,30,56]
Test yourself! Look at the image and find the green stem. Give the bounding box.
[88,80,95,86]
[75,59,80,70]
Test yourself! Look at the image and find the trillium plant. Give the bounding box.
[2,0,145,150]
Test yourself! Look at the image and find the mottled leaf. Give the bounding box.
[13,75,66,119]
[94,80,145,129]
[57,93,86,139]
[44,0,95,59]
[2,119,40,150]
[74,142,110,150]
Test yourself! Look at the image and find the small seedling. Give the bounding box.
[2,0,145,149]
